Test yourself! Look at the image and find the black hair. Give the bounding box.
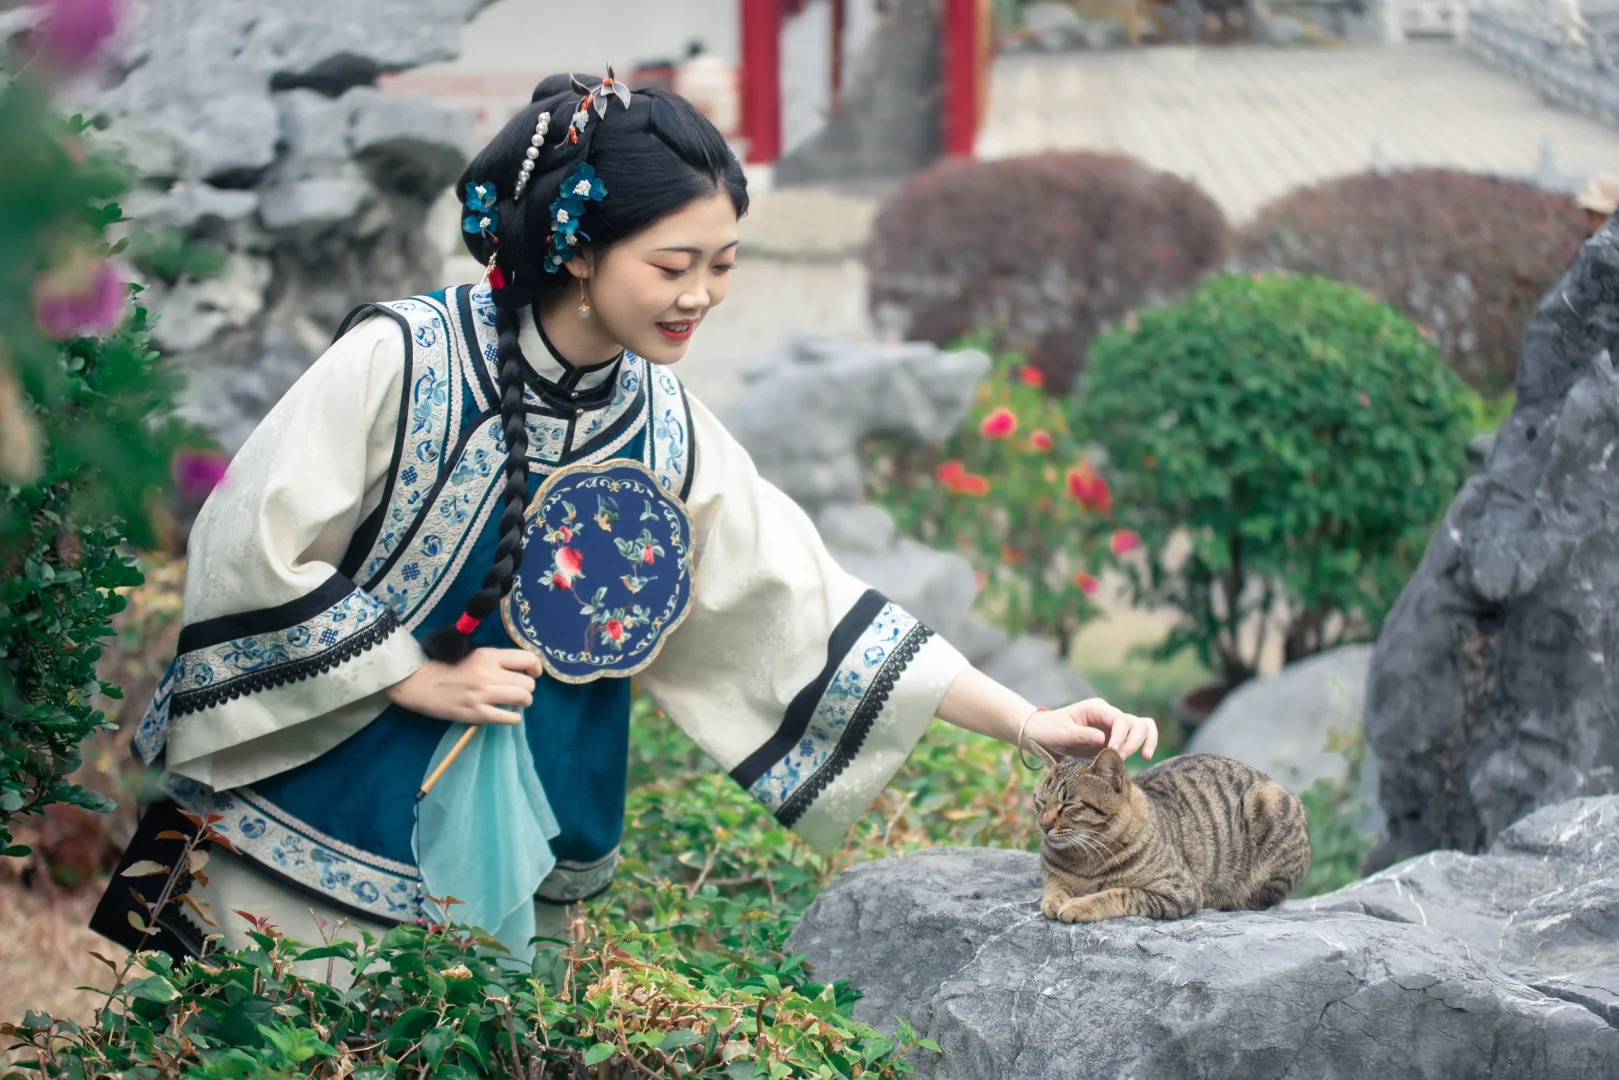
[420,72,748,664]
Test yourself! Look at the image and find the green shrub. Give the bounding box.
[1238,168,1586,397]
[864,151,1229,391]
[860,337,1111,654]
[1295,725,1378,899]
[1075,272,1474,687]
[0,67,182,859]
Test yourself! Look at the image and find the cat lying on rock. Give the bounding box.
[1033,746,1311,923]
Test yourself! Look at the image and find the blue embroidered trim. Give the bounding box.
[169,593,400,720]
[132,659,178,766]
[748,604,934,825]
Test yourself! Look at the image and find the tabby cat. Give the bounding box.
[1033,746,1311,923]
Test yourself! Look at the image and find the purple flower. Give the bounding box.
[172,449,231,500]
[34,0,124,74]
[32,256,127,340]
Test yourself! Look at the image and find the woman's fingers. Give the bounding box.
[482,682,534,709]
[488,648,543,677]
[473,702,523,726]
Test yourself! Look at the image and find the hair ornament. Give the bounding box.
[566,65,633,144]
[512,110,551,201]
[543,162,608,273]
[462,181,498,238]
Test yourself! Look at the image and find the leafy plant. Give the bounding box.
[1239,168,1587,396]
[1075,272,1474,687]
[860,336,1115,655]
[864,151,1229,391]
[0,58,183,858]
[1295,724,1377,898]
[126,227,227,287]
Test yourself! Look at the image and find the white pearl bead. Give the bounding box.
[525,147,539,160]
[521,160,535,172]
[531,134,544,147]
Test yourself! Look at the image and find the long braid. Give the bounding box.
[419,303,531,663]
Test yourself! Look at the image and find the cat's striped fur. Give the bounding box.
[1034,747,1311,923]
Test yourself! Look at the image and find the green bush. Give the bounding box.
[1238,168,1587,397]
[860,337,1112,655]
[1075,272,1474,687]
[0,66,182,858]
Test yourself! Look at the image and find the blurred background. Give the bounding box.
[3,0,1618,1044]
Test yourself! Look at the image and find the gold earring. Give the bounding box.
[577,278,592,320]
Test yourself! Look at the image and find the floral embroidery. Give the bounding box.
[169,589,399,719]
[749,604,932,820]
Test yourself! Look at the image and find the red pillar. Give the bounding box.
[740,0,783,165]
[942,0,980,158]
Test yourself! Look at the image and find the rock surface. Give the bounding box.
[786,797,1619,1079]
[724,336,1094,704]
[66,0,491,449]
[1187,645,1380,833]
[1363,218,1619,870]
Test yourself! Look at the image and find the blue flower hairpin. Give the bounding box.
[463,181,499,238]
[543,163,608,273]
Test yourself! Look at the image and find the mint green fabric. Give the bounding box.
[413,719,560,959]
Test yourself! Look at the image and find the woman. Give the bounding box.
[92,70,1157,962]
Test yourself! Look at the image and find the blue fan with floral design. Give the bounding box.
[501,460,694,683]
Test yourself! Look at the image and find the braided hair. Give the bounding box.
[419,72,749,664]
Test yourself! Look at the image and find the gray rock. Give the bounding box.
[1364,219,1619,871]
[121,185,261,232]
[349,88,478,195]
[830,537,980,649]
[722,336,990,514]
[1290,795,1619,1028]
[1466,429,1497,473]
[1020,2,1087,47]
[1258,15,1309,46]
[816,503,898,554]
[258,174,371,233]
[148,254,273,354]
[787,802,1619,1079]
[1187,645,1381,833]
[978,636,1096,709]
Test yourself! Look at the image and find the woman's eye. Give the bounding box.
[656,266,686,279]
[713,263,735,274]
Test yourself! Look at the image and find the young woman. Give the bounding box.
[93,71,1157,962]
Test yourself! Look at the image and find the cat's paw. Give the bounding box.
[1056,898,1106,923]
[1039,892,1069,919]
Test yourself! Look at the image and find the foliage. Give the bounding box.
[0,67,183,858]
[859,336,1113,655]
[1295,724,1378,899]
[1238,168,1587,397]
[126,227,227,287]
[1,814,938,1080]
[864,151,1228,391]
[1075,272,1474,687]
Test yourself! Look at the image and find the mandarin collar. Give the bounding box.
[516,306,623,395]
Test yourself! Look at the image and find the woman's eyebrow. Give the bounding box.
[654,241,741,255]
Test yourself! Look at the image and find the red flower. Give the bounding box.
[550,573,569,589]
[558,525,573,542]
[1018,367,1045,388]
[604,618,625,644]
[641,544,656,564]
[1029,429,1054,452]
[935,459,967,484]
[1073,571,1100,595]
[979,407,1018,439]
[1001,546,1024,565]
[1110,529,1141,557]
[956,473,990,497]
[1065,462,1112,513]
[553,546,583,584]
[937,458,989,496]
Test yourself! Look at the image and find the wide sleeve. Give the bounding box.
[636,395,970,853]
[151,315,429,791]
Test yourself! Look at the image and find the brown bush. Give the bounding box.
[1238,169,1587,396]
[863,151,1230,390]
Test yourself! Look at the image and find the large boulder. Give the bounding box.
[1186,645,1380,834]
[1363,220,1619,870]
[786,797,1619,1079]
[724,336,1095,705]
[59,0,492,450]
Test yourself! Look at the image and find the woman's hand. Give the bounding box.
[1027,699,1158,762]
[384,648,543,725]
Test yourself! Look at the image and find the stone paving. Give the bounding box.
[980,41,1619,222]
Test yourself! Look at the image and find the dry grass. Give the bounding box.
[0,883,120,1036]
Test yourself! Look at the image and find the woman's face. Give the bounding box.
[571,191,739,365]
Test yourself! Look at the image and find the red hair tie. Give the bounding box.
[455,613,481,635]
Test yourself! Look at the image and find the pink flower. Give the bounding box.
[1110,529,1141,557]
[604,618,625,644]
[1073,571,1100,595]
[1065,462,1112,513]
[553,546,583,584]
[172,449,230,500]
[32,256,126,340]
[1018,367,1045,388]
[35,0,125,75]
[557,524,573,542]
[641,544,655,565]
[979,407,1018,439]
[1028,429,1054,452]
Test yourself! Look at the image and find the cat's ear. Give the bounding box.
[1090,747,1127,792]
[1032,740,1060,769]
